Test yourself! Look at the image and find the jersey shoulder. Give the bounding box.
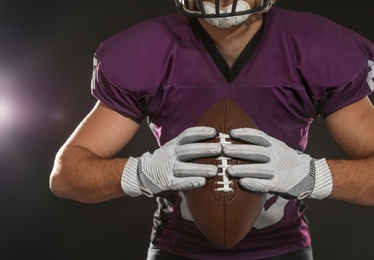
[269,6,372,47]
[94,13,196,96]
[267,7,373,98]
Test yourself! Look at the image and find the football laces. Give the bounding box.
[216,133,233,192]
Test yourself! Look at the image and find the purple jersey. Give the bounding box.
[92,7,374,259]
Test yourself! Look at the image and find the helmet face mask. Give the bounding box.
[174,0,277,18]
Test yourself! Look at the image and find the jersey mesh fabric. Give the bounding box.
[91,7,374,259]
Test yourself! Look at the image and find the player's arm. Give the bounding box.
[50,101,222,203]
[50,101,140,203]
[224,97,374,205]
[324,96,374,205]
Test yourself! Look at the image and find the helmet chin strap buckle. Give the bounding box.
[203,1,251,28]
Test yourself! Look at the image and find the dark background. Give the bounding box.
[0,1,373,259]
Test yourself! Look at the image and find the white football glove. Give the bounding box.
[121,126,222,197]
[224,128,333,200]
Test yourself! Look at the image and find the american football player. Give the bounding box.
[50,0,374,259]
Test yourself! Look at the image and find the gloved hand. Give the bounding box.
[121,126,222,197]
[223,128,333,200]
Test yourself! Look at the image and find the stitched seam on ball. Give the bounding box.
[216,133,233,192]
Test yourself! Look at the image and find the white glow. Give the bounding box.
[0,98,13,128]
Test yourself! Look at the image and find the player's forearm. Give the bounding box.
[327,153,374,205]
[50,145,127,203]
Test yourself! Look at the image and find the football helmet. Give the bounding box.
[174,0,277,18]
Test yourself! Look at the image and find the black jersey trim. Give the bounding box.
[194,16,266,83]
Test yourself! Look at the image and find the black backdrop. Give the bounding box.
[0,1,373,259]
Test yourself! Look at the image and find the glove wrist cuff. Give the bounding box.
[310,158,333,200]
[121,157,142,197]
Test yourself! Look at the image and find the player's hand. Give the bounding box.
[223,128,333,200]
[121,126,222,197]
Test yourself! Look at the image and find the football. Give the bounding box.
[183,98,266,249]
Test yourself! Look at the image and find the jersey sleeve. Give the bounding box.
[91,53,145,124]
[294,13,374,117]
[319,46,374,116]
[90,17,175,123]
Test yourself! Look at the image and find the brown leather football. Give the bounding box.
[183,98,266,249]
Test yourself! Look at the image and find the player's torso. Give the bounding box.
[98,8,372,259]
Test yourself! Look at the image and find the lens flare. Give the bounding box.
[0,98,13,128]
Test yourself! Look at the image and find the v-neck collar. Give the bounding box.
[194,16,266,83]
